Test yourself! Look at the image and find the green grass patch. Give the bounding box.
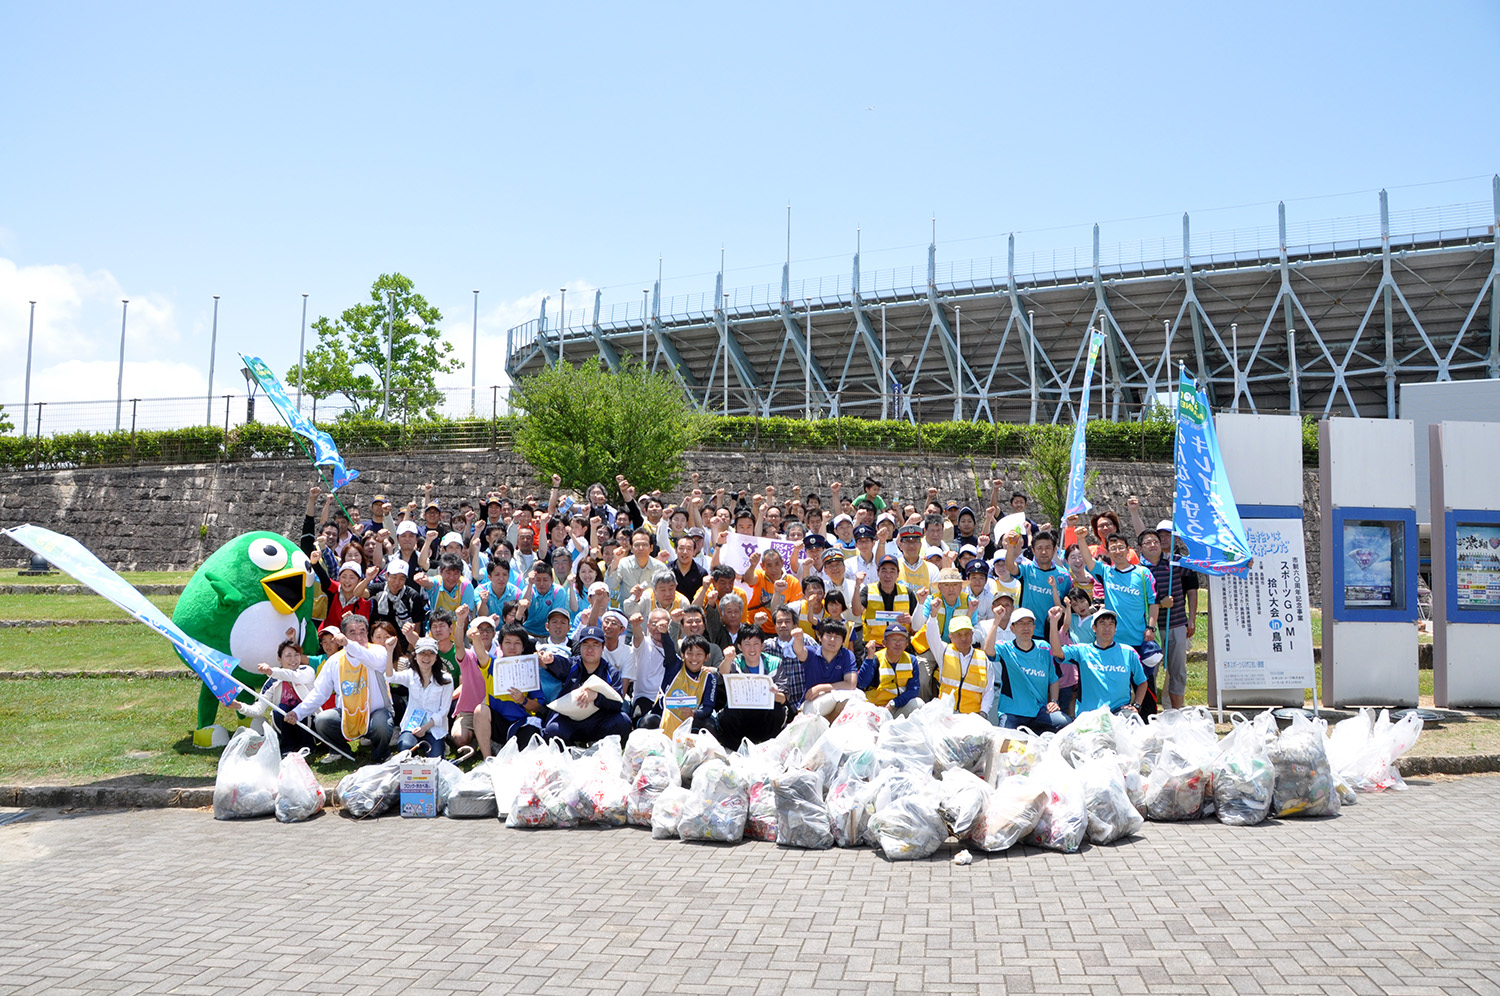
[0,593,178,620]
[0,623,189,671]
[0,569,192,587]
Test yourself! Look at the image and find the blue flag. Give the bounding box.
[241,354,360,490]
[2,525,248,705]
[1172,369,1253,576]
[1064,330,1106,520]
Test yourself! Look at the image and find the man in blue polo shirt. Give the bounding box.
[516,560,573,638]
[789,618,859,713]
[1077,531,1158,651]
[1047,606,1146,715]
[993,608,1066,732]
[999,530,1071,638]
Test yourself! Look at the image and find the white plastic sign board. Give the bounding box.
[1211,519,1315,690]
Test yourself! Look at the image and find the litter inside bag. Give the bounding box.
[937,768,990,836]
[1327,708,1422,794]
[628,752,682,827]
[870,782,947,861]
[826,768,881,848]
[983,730,1042,785]
[1211,719,1276,826]
[506,744,578,828]
[1077,755,1143,844]
[274,748,324,823]
[650,785,694,839]
[434,759,463,814]
[1025,752,1088,853]
[1142,740,1209,822]
[336,758,402,819]
[874,712,936,774]
[214,723,282,820]
[677,760,750,843]
[1054,707,1126,768]
[731,752,779,842]
[966,774,1046,852]
[623,728,675,784]
[1269,714,1336,818]
[774,767,834,849]
[565,738,629,826]
[446,758,499,818]
[673,726,729,786]
[931,712,996,776]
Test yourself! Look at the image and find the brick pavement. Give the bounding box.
[0,775,1497,996]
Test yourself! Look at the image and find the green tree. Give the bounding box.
[512,358,704,500]
[287,273,461,421]
[1016,427,1096,529]
[0,404,12,435]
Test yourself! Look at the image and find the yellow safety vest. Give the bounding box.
[898,558,933,591]
[938,647,989,715]
[867,649,916,708]
[659,664,711,737]
[861,582,917,646]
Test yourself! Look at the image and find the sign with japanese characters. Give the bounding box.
[1454,523,1500,611]
[1211,518,1316,690]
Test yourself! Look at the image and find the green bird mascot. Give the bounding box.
[173,532,319,748]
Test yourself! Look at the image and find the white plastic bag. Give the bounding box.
[1025,752,1087,853]
[650,784,693,839]
[446,758,499,818]
[506,743,577,828]
[1269,714,1337,817]
[623,728,675,784]
[1328,709,1422,793]
[628,752,682,827]
[983,729,1042,785]
[870,782,947,861]
[673,725,729,786]
[966,774,1046,852]
[214,724,282,820]
[1211,719,1276,826]
[874,712,936,774]
[486,738,526,818]
[335,758,402,819]
[732,751,779,842]
[1054,707,1126,768]
[1142,740,1210,822]
[931,712,996,776]
[1077,755,1143,844]
[678,759,750,843]
[434,759,463,814]
[937,768,991,836]
[774,767,834,849]
[274,749,325,823]
[826,768,880,848]
[564,738,629,826]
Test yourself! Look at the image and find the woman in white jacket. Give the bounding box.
[388,637,453,758]
[250,639,318,754]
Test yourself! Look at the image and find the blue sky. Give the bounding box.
[2,1,1496,423]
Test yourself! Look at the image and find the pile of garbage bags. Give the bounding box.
[225,689,1426,856]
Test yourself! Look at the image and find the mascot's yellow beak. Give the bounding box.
[261,568,308,615]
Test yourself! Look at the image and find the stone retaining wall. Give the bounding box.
[0,450,1324,601]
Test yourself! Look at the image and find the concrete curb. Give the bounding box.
[0,584,184,596]
[0,670,191,680]
[1396,753,1500,776]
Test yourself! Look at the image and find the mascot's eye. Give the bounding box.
[249,541,289,572]
[290,550,310,575]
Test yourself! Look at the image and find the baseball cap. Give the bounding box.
[937,567,963,582]
[958,506,975,519]
[396,521,419,536]
[922,545,946,561]
[338,561,363,577]
[1009,607,1036,625]
[1093,608,1119,623]
[386,558,409,575]
[371,495,389,505]
[804,533,831,549]
[958,544,980,557]
[944,500,959,510]
[414,637,439,654]
[1156,520,1174,533]
[587,580,610,596]
[831,514,853,528]
[576,624,605,644]
[877,554,899,569]
[475,615,497,631]
[852,525,876,540]
[949,615,974,633]
[547,605,571,618]
[441,531,464,547]
[424,500,441,512]
[884,622,909,637]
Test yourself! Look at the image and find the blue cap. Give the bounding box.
[576,624,605,644]
[852,525,876,540]
[884,623,909,637]
[803,533,831,549]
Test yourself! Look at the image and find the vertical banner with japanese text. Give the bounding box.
[1211,517,1316,691]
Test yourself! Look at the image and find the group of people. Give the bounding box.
[253,473,1200,764]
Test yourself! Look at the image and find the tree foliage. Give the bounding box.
[511,358,704,501]
[0,404,12,435]
[1016,428,1097,529]
[287,273,461,421]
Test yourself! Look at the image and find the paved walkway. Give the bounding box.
[1,775,1497,996]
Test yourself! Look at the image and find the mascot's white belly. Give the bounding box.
[229,602,307,669]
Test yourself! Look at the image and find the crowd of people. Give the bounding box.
[253,473,1200,764]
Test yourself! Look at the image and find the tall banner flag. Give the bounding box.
[241,354,360,490]
[1172,368,1253,575]
[2,525,247,705]
[1064,330,1107,519]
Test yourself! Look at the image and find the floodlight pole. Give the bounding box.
[115,299,129,431]
[471,289,479,412]
[206,295,220,426]
[297,293,308,411]
[22,302,35,437]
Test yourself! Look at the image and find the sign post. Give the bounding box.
[1430,420,1500,706]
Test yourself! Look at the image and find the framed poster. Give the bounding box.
[1453,522,1500,611]
[1342,520,1403,610]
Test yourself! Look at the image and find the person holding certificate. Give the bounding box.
[712,625,787,751]
[540,625,633,747]
[472,624,547,755]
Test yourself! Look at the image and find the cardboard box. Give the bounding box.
[399,759,437,818]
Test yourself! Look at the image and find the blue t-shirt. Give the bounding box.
[1012,558,1070,624]
[521,585,571,637]
[802,646,857,688]
[995,640,1058,719]
[426,579,478,616]
[1068,612,1096,646]
[1063,642,1146,712]
[1090,562,1156,647]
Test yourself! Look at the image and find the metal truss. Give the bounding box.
[507,181,1500,422]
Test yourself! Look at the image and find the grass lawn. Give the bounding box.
[0,569,192,587]
[0,677,363,785]
[0,623,192,671]
[0,593,178,621]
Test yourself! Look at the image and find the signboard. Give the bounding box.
[399,760,437,818]
[1211,518,1316,691]
[1454,523,1500,611]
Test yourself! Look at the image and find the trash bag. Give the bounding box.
[623,728,675,784]
[1269,714,1336,818]
[274,749,324,823]
[650,785,694,839]
[1077,756,1143,844]
[1142,740,1209,822]
[673,726,729,786]
[775,713,831,758]
[1211,719,1276,826]
[678,760,750,843]
[982,730,1042,785]
[937,768,990,836]
[826,767,881,848]
[1025,752,1088,853]
[731,752,779,842]
[562,738,629,826]
[875,712,936,774]
[506,745,577,828]
[966,774,1046,852]
[774,767,834,849]
[446,758,499,819]
[828,696,890,740]
[214,724,282,820]
[628,752,682,827]
[1054,707,1125,768]
[870,782,947,861]
[336,758,402,819]
[1327,709,1423,794]
[434,759,463,814]
[931,712,996,776]
[800,733,845,792]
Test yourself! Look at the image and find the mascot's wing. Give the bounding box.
[1,524,249,706]
[206,571,250,611]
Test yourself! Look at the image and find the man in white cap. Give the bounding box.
[992,608,1065,731]
[367,557,427,650]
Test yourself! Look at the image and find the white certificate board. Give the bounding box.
[724,673,775,710]
[491,654,540,694]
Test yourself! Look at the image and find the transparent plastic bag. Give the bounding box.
[1328,709,1422,794]
[870,783,946,861]
[434,759,463,814]
[874,712,936,774]
[966,774,1046,852]
[487,738,527,818]
[775,713,831,758]
[650,785,693,839]
[677,759,750,843]
[983,730,1042,786]
[628,753,682,827]
[1025,752,1087,853]
[937,768,991,836]
[1077,755,1143,843]
[1269,714,1336,818]
[1054,707,1125,768]
[931,712,996,776]
[506,744,577,828]
[826,768,881,848]
[1211,720,1275,826]
[623,728,675,784]
[731,752,779,842]
[673,726,729,786]
[335,758,401,819]
[564,739,629,826]
[801,733,845,792]
[1142,741,1209,822]
[774,767,834,849]
[274,748,324,823]
[446,758,499,819]
[214,724,282,820]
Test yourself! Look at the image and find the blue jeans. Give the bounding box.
[541,710,633,747]
[998,709,1068,733]
[396,730,445,759]
[311,707,394,761]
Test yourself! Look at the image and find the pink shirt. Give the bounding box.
[454,649,486,713]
